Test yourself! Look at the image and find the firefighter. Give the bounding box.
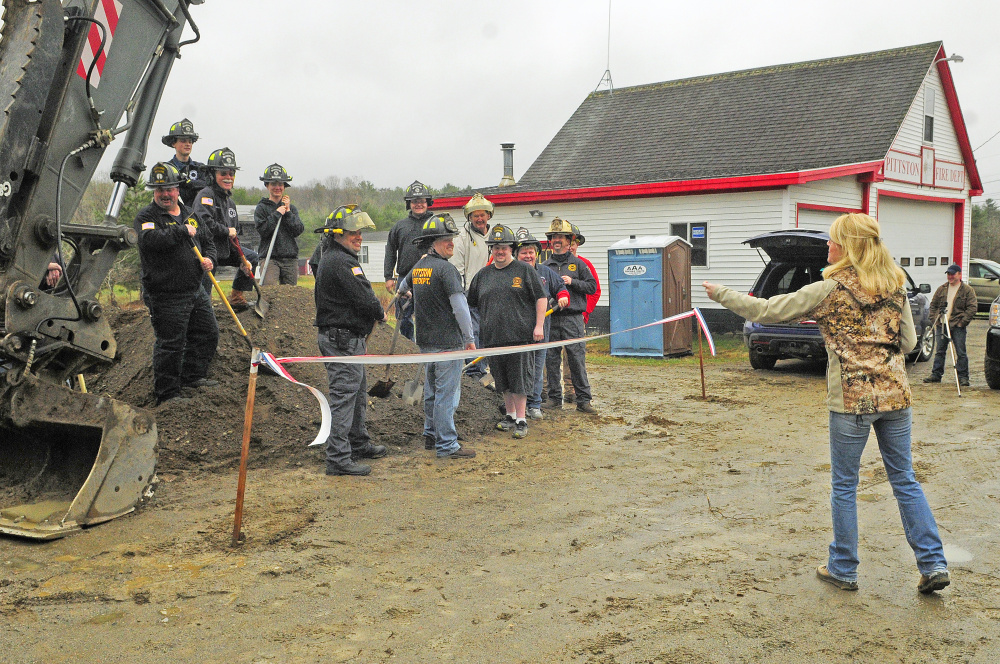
[315,205,388,476]
[543,218,597,413]
[162,118,209,207]
[451,193,493,378]
[134,162,219,406]
[192,148,259,311]
[384,180,435,341]
[254,163,304,285]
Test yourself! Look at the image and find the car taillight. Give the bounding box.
[991,300,1000,327]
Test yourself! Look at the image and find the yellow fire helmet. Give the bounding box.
[316,204,375,234]
[463,192,494,220]
[545,217,575,239]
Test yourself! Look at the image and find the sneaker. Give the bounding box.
[326,460,371,476]
[959,378,970,387]
[424,435,435,450]
[816,565,858,591]
[439,446,476,459]
[917,570,950,594]
[496,415,515,432]
[353,444,387,459]
[923,376,942,383]
[576,401,597,414]
[527,407,544,420]
[513,420,528,439]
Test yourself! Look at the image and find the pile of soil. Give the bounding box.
[89,285,502,474]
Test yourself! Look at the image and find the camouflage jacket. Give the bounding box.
[711,267,916,414]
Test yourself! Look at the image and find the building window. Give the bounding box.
[923,88,935,143]
[360,246,369,264]
[914,257,924,266]
[900,257,910,267]
[928,257,937,266]
[670,222,708,267]
[941,256,949,266]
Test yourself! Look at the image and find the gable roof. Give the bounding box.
[436,41,982,208]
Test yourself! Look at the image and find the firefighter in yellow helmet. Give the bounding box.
[451,193,494,378]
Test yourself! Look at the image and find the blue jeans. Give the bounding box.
[931,323,968,380]
[397,296,415,342]
[527,347,547,410]
[464,306,487,376]
[421,348,463,456]
[827,408,947,582]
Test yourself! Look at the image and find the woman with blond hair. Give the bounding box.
[703,213,950,594]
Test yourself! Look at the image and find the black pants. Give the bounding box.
[201,247,259,294]
[546,313,591,404]
[146,288,219,401]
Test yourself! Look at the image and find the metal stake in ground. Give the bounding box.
[233,348,261,546]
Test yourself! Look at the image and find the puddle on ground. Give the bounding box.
[857,493,880,503]
[942,544,973,563]
[85,611,125,625]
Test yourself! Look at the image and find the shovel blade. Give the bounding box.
[253,294,269,320]
[402,366,424,406]
[368,379,395,399]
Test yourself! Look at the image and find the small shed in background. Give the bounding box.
[608,235,692,357]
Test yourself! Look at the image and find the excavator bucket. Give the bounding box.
[0,373,157,540]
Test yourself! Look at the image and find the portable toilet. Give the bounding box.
[608,235,692,357]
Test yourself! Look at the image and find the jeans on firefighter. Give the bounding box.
[826,408,948,582]
[420,348,463,456]
[318,332,371,468]
[931,323,968,380]
[528,347,547,410]
[545,314,591,404]
[464,305,487,376]
[146,288,219,401]
[396,295,415,342]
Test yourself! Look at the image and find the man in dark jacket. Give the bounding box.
[162,118,209,207]
[384,180,434,340]
[135,162,219,406]
[924,263,978,387]
[514,228,569,421]
[543,218,598,413]
[315,205,388,476]
[254,163,304,285]
[192,147,259,311]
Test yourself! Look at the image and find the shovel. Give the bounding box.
[402,363,424,406]
[459,307,556,389]
[368,318,402,398]
[229,236,269,319]
[191,239,252,349]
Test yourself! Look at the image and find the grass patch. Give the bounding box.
[585,333,747,366]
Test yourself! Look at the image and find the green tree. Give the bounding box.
[971,199,1000,262]
[103,180,153,301]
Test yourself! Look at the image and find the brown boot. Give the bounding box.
[228,290,249,312]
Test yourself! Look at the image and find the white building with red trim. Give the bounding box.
[433,42,983,331]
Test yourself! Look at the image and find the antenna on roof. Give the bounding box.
[594,0,613,95]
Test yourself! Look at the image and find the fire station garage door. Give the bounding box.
[877,196,956,287]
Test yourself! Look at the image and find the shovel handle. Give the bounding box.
[192,242,252,345]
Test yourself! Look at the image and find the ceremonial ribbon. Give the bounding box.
[257,308,715,447]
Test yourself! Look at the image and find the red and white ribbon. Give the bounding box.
[255,309,715,447]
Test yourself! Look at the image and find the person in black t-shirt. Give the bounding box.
[468,225,546,439]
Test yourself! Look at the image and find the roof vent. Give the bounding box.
[499,143,515,187]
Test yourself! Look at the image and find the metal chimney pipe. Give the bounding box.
[499,143,515,187]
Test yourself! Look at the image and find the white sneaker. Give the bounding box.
[527,407,544,420]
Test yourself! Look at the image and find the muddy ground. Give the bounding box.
[1,310,999,663]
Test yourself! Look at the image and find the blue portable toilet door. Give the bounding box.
[610,252,663,356]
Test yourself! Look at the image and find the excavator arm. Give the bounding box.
[0,0,202,539]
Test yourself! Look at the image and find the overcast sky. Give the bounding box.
[109,0,1000,200]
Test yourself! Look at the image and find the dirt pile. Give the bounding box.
[89,285,502,474]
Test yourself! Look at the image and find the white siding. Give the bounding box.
[788,176,865,227]
[890,67,964,164]
[438,190,786,310]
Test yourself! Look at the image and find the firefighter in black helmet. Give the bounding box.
[191,148,260,312]
[383,180,435,340]
[254,163,304,285]
[163,118,209,207]
[134,162,219,405]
